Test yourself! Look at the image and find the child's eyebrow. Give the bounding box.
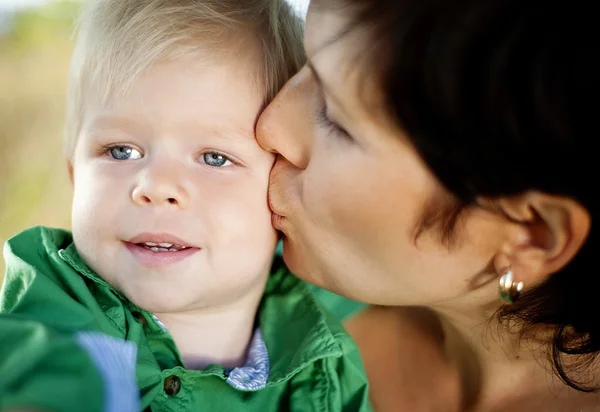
[87,115,255,137]
[84,114,149,135]
[178,120,256,142]
[200,128,256,143]
[84,114,262,151]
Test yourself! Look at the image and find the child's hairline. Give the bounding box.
[63,0,305,161]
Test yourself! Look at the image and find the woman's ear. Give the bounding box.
[491,191,590,286]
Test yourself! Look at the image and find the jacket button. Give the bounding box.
[164,375,181,396]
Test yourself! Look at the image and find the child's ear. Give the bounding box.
[490,191,590,286]
[67,161,74,184]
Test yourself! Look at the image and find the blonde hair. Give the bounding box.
[64,0,305,158]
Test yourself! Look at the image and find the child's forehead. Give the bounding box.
[83,54,266,124]
[90,48,265,105]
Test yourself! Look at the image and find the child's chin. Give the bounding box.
[131,296,174,314]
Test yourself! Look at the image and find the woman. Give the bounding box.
[257,0,598,410]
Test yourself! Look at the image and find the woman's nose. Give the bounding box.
[256,66,316,170]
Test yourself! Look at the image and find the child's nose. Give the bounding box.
[131,167,190,209]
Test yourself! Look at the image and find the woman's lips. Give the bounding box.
[268,195,287,229]
[271,212,286,229]
[267,191,286,216]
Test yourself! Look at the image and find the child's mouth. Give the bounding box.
[124,242,200,267]
[138,242,190,252]
[124,234,200,267]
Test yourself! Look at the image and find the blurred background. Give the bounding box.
[1,0,81,278]
[0,0,308,278]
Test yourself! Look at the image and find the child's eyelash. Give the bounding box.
[316,107,351,139]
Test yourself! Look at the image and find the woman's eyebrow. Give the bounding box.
[306,58,345,110]
[306,59,323,88]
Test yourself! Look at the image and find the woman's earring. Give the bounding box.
[498,268,524,303]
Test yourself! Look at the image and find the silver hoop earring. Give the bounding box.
[499,268,524,303]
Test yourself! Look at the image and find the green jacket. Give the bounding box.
[0,227,372,412]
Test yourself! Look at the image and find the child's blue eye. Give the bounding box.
[203,152,232,167]
[109,146,142,160]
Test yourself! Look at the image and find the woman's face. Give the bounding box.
[256,2,508,306]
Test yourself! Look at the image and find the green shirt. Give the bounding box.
[0,227,372,412]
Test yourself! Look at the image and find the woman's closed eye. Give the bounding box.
[316,106,351,140]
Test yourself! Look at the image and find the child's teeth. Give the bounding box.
[141,242,189,252]
[147,246,176,252]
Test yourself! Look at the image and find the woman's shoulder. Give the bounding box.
[344,306,465,412]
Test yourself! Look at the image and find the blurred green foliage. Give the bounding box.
[1,1,83,279]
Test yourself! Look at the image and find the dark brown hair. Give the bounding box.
[333,0,598,392]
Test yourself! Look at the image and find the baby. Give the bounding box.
[0,0,371,411]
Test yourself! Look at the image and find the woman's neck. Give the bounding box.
[432,303,600,411]
[347,302,600,411]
